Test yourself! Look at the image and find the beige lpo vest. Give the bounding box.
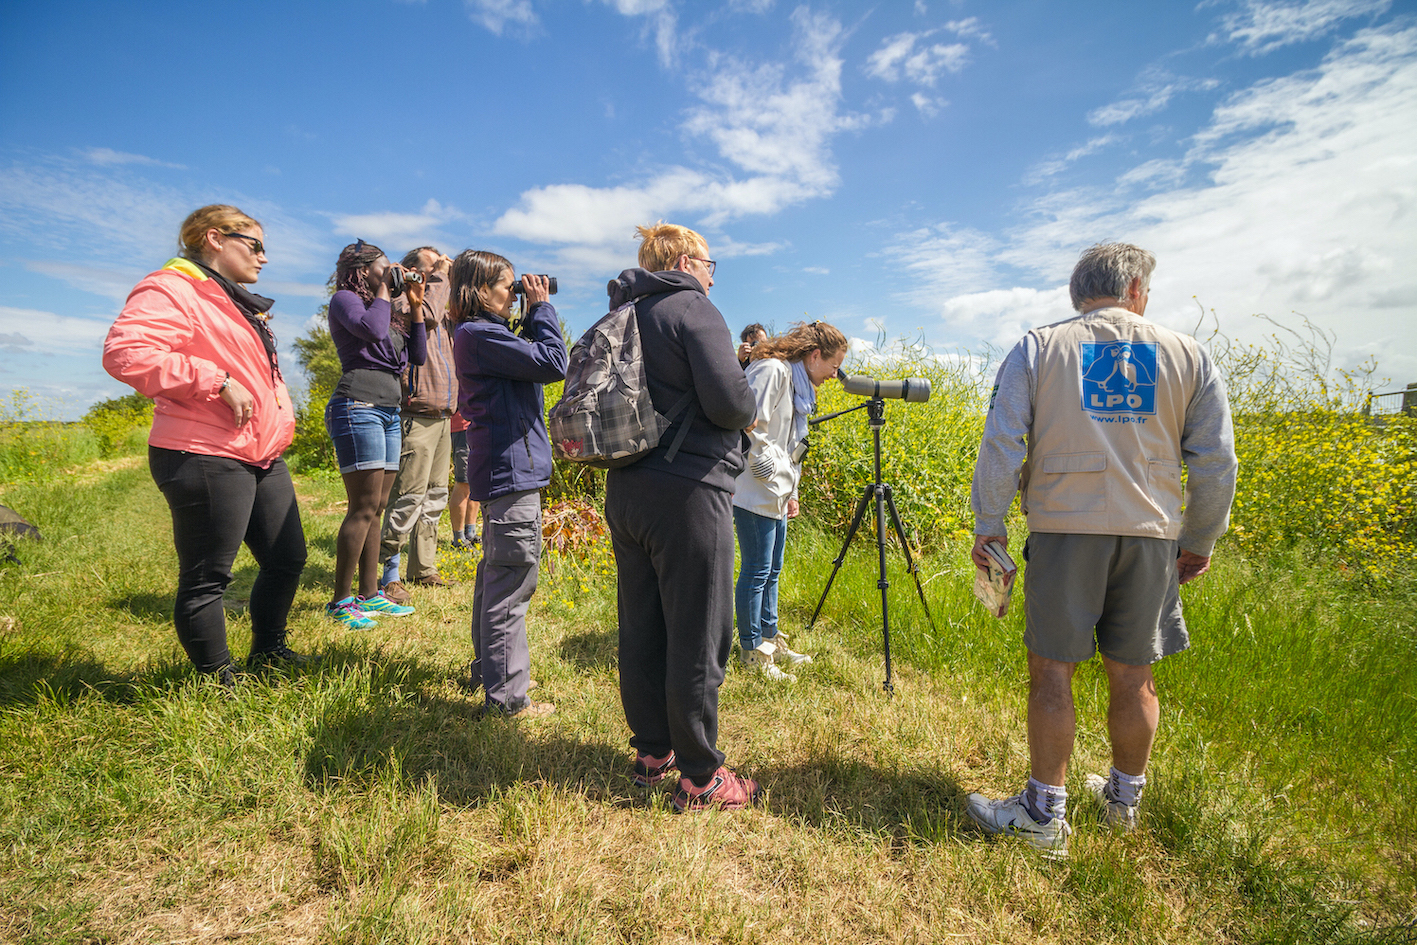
[1022,307,1204,539]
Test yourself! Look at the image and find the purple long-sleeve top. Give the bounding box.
[329,289,427,375]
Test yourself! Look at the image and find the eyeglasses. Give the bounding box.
[687,255,716,276]
[224,232,265,255]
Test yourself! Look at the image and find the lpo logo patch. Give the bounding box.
[1080,341,1157,414]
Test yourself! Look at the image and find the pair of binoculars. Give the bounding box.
[386,267,424,294]
[512,275,558,295]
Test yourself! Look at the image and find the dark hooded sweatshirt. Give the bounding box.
[607,268,757,492]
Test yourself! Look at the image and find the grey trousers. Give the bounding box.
[471,489,542,713]
[605,465,736,780]
[379,414,452,581]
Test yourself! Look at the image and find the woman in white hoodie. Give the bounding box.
[734,321,847,681]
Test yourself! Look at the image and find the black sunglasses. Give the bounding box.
[224,232,265,255]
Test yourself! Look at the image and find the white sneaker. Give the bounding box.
[965,792,1071,858]
[741,643,796,683]
[1085,773,1139,832]
[766,631,813,666]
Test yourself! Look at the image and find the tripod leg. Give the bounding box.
[883,486,938,633]
[807,484,875,631]
[873,482,894,697]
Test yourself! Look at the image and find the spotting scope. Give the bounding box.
[836,369,931,403]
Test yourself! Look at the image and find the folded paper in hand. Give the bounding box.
[973,540,1017,618]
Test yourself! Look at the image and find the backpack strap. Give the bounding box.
[662,389,696,464]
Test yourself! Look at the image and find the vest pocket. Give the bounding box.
[1147,460,1183,521]
[1032,451,1107,512]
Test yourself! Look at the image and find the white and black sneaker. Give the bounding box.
[965,792,1072,858]
[1085,774,1139,832]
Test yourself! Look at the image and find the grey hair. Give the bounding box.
[1069,242,1156,311]
[402,245,440,270]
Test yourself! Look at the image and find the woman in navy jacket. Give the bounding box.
[450,250,567,718]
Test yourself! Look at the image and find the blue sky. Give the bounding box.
[2,0,1413,417]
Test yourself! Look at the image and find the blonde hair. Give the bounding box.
[635,222,707,272]
[178,204,261,264]
[751,321,848,364]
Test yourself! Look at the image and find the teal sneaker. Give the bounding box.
[327,597,377,630]
[357,593,415,617]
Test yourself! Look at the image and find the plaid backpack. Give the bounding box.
[548,301,695,469]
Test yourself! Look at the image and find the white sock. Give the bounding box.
[1108,767,1147,807]
[1024,777,1068,824]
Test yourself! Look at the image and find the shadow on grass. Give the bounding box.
[558,627,617,672]
[298,642,971,840]
[108,591,172,622]
[0,647,188,706]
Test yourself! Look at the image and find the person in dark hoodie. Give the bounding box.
[605,223,760,812]
[451,250,567,720]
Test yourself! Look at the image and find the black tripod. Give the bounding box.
[806,398,936,696]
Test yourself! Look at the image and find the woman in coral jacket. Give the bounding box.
[102,204,310,686]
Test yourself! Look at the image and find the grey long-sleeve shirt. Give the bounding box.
[971,330,1238,556]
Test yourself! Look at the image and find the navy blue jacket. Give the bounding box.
[454,301,568,503]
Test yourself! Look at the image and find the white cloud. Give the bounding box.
[1217,0,1392,56]
[945,17,995,46]
[1087,71,1221,127]
[0,306,112,356]
[1025,134,1120,184]
[911,92,947,115]
[865,32,970,86]
[890,21,1417,380]
[21,261,143,300]
[597,0,680,65]
[81,147,185,169]
[494,8,862,264]
[464,0,537,34]
[328,199,463,249]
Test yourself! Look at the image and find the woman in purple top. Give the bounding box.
[323,240,427,628]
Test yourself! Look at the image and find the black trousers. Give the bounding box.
[149,447,307,671]
[606,464,735,780]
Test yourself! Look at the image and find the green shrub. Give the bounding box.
[0,390,101,484]
[798,335,992,549]
[80,390,153,457]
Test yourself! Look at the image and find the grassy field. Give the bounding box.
[1,452,1414,944]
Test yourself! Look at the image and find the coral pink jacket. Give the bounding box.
[103,258,295,467]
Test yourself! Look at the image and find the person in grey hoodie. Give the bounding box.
[605,223,762,813]
[964,242,1237,858]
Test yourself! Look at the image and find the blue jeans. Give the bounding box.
[324,396,401,473]
[734,507,787,652]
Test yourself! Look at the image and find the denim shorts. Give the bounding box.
[324,396,401,474]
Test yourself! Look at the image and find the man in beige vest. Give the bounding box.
[964,243,1237,857]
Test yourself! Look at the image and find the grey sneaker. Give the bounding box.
[1085,774,1139,832]
[741,644,795,682]
[965,792,1071,858]
[766,631,813,666]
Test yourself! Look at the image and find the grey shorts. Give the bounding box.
[1022,533,1187,666]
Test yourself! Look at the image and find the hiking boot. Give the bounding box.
[206,662,239,691]
[766,631,813,667]
[1085,773,1139,832]
[633,750,678,788]
[248,641,315,675]
[965,792,1072,859]
[452,535,474,551]
[379,580,412,604]
[741,643,795,682]
[327,597,377,630]
[504,701,555,721]
[357,592,415,617]
[672,766,763,813]
[413,572,455,588]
